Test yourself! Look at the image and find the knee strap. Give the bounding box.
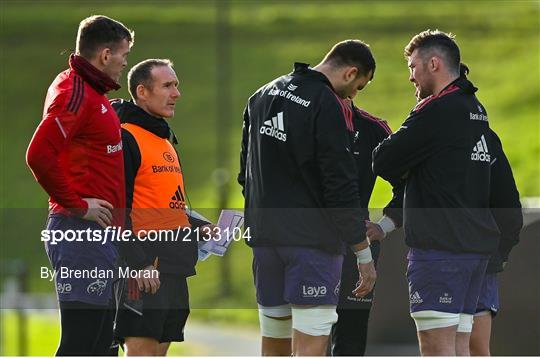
[411,310,460,331]
[292,305,338,336]
[457,313,473,333]
[259,305,292,338]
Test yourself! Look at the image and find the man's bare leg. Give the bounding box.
[259,312,292,356]
[292,329,329,356]
[156,342,171,356]
[470,314,492,356]
[417,325,457,356]
[262,337,291,356]
[456,332,471,356]
[124,337,159,356]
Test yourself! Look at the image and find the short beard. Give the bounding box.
[334,86,349,99]
[417,87,430,100]
[418,76,435,99]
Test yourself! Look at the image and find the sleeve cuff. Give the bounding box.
[354,246,373,264]
[378,215,396,235]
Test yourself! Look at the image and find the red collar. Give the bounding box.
[69,54,120,94]
[413,84,460,113]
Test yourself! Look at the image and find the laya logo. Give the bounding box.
[302,285,327,298]
[57,282,72,294]
[471,135,490,162]
[170,185,186,210]
[260,112,287,142]
[163,152,175,163]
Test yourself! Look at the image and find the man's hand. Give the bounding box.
[352,260,376,297]
[366,221,385,242]
[135,265,160,294]
[350,240,377,297]
[81,198,113,228]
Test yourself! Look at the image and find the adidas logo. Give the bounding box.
[101,104,108,114]
[471,135,491,162]
[410,291,423,304]
[169,185,186,209]
[287,83,298,91]
[260,112,287,142]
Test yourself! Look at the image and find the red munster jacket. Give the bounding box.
[27,55,126,226]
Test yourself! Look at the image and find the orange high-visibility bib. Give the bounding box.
[122,123,190,234]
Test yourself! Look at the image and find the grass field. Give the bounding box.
[0,1,538,355]
[0,310,196,355]
[0,308,259,356]
[1,1,538,210]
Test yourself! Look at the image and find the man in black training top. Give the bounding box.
[239,39,377,356]
[330,101,404,356]
[373,30,513,356]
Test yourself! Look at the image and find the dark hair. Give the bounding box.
[128,59,174,100]
[459,62,470,79]
[76,15,134,59]
[322,39,376,78]
[404,30,460,75]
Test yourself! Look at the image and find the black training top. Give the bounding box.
[349,104,404,226]
[238,63,367,254]
[485,129,522,273]
[373,78,503,255]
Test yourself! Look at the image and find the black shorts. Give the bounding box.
[57,301,117,356]
[331,242,381,356]
[114,274,190,343]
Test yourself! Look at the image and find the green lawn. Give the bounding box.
[0,308,256,356]
[0,310,195,356]
[1,1,538,210]
[1,310,61,356]
[1,0,538,354]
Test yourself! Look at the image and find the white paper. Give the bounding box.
[197,210,244,261]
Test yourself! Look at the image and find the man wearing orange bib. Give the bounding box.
[112,59,214,356]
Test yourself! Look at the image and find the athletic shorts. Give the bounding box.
[337,241,380,309]
[252,246,343,306]
[57,301,116,356]
[475,273,499,317]
[114,274,190,343]
[407,248,488,315]
[45,214,118,306]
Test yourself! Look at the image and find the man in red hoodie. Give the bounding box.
[26,15,133,356]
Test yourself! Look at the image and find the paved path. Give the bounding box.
[176,321,420,356]
[178,321,260,356]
